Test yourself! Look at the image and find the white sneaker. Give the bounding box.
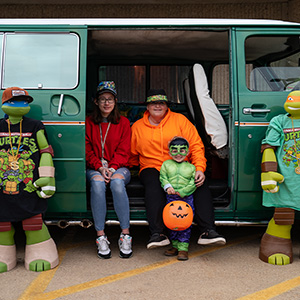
[118,233,133,258]
[96,235,111,259]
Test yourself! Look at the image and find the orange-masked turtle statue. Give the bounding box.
[260,90,300,265]
[0,87,58,272]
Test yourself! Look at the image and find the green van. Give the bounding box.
[1,18,300,227]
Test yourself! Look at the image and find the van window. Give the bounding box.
[212,64,229,105]
[150,66,190,103]
[2,33,79,89]
[245,35,300,92]
[98,65,146,103]
[98,65,190,103]
[0,34,3,84]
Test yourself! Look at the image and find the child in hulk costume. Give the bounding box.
[0,87,58,272]
[260,90,300,265]
[160,137,196,261]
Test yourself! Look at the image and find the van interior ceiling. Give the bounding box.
[87,29,230,61]
[86,28,231,208]
[86,28,230,107]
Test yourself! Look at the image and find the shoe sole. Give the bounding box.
[177,256,189,261]
[164,252,178,257]
[197,237,226,245]
[97,252,112,259]
[147,239,170,249]
[119,251,133,259]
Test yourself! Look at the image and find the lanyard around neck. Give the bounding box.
[99,122,111,160]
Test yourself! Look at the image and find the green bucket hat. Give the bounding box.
[146,89,168,103]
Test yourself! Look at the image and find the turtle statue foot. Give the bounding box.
[0,244,16,273]
[25,238,58,272]
[259,233,292,265]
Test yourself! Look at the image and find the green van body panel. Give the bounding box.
[1,19,300,226]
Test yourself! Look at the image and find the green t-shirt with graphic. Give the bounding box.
[262,113,300,210]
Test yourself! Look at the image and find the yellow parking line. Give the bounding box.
[237,276,300,300]
[19,234,258,300]
[18,243,84,300]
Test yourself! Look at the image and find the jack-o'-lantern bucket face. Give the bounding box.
[163,201,193,231]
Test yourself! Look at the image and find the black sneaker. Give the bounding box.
[197,229,226,245]
[147,233,170,249]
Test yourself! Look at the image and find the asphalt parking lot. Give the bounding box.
[2,223,300,300]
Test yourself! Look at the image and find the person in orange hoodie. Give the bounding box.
[130,89,226,249]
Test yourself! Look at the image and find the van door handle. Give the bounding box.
[243,108,271,114]
[57,94,64,116]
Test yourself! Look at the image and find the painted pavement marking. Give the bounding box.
[237,276,300,300]
[18,234,259,300]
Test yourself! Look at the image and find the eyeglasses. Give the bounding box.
[98,97,115,104]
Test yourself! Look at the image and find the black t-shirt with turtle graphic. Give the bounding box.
[0,116,48,222]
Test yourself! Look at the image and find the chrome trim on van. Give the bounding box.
[45,219,268,227]
[42,121,85,125]
[235,121,269,127]
[57,94,64,116]
[243,108,271,114]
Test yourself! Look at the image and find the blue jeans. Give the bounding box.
[86,168,131,231]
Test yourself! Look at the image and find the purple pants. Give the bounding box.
[166,194,194,243]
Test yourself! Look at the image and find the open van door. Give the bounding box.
[0,26,88,218]
[234,27,300,221]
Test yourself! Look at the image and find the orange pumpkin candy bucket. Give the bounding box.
[163,201,193,231]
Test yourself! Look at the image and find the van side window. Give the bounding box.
[99,66,146,103]
[212,64,230,105]
[3,33,79,89]
[0,34,3,82]
[150,66,190,103]
[98,65,190,103]
[245,35,300,92]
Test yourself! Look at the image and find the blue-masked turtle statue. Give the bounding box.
[0,87,58,272]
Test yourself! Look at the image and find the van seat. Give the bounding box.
[184,63,228,158]
[119,103,146,125]
[106,175,230,210]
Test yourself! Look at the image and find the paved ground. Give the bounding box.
[2,224,300,300]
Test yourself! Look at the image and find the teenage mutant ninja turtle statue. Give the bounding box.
[260,90,300,265]
[0,87,58,272]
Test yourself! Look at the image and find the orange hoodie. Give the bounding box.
[129,108,206,173]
